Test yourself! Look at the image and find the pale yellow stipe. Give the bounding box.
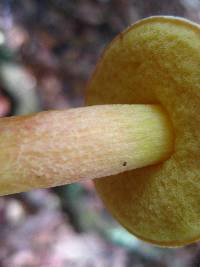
[0,104,173,196]
[86,16,200,247]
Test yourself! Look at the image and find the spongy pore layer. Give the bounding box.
[86,16,200,246]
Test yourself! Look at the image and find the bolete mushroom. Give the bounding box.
[0,16,200,247]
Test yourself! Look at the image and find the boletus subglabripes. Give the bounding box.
[1,16,200,247]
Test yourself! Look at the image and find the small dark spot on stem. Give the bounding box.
[123,162,127,166]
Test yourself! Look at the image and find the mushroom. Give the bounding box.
[0,16,200,247]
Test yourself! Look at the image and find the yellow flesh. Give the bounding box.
[86,17,200,246]
[0,105,172,195]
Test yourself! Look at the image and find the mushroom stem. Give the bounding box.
[0,104,174,195]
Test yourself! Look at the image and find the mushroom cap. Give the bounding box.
[86,16,200,247]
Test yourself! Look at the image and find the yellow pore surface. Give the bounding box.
[86,16,200,246]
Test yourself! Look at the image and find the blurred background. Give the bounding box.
[0,0,200,266]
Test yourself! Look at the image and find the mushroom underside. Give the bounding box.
[86,16,200,246]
